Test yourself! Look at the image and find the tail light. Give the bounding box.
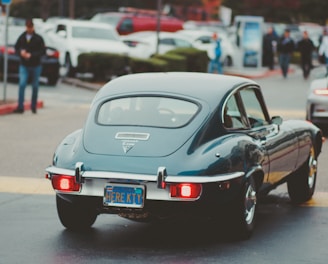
[314,88,328,96]
[51,174,81,192]
[46,48,60,59]
[123,40,140,47]
[170,183,202,199]
[0,46,15,55]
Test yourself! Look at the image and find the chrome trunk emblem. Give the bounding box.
[115,132,150,154]
[122,140,137,153]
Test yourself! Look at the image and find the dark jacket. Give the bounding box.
[277,36,295,54]
[297,38,314,62]
[15,31,45,67]
[263,32,278,56]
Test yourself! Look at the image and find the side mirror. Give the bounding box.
[271,116,283,125]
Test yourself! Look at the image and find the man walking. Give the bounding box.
[13,18,45,114]
[297,30,315,79]
[277,29,295,78]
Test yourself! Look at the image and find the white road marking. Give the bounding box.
[0,176,53,195]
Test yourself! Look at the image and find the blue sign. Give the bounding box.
[2,0,12,5]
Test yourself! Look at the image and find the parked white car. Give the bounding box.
[175,29,236,66]
[46,19,130,76]
[306,75,328,129]
[121,31,193,59]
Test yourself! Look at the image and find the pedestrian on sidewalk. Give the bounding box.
[277,29,295,78]
[13,18,45,114]
[297,30,315,79]
[208,32,223,74]
[262,26,278,70]
[319,28,328,76]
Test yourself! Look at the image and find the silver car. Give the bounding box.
[306,76,328,128]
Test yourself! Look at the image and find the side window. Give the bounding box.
[223,94,248,129]
[160,38,174,45]
[197,36,213,44]
[174,38,193,47]
[56,24,67,38]
[239,88,269,127]
[56,24,66,33]
[118,18,133,34]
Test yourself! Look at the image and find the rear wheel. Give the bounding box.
[223,56,233,67]
[228,176,257,240]
[64,54,76,77]
[47,74,59,86]
[287,145,317,204]
[56,195,97,230]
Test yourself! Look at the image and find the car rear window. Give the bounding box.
[72,26,118,40]
[97,96,199,128]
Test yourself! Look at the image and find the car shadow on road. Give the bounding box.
[51,193,297,252]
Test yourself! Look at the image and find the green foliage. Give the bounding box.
[152,53,187,71]
[129,57,168,73]
[167,48,209,72]
[76,47,208,82]
[78,52,130,82]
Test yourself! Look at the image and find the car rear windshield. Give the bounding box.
[72,26,118,40]
[97,96,199,128]
[91,14,122,27]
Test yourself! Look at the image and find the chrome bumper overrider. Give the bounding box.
[46,164,244,201]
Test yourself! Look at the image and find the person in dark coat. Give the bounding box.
[297,30,315,79]
[277,29,295,78]
[13,18,46,114]
[262,26,278,70]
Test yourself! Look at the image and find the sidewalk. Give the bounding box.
[0,99,44,115]
[0,66,289,116]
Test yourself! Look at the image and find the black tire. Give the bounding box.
[287,145,317,204]
[223,56,233,67]
[56,195,97,231]
[228,176,257,240]
[47,75,59,86]
[64,54,76,77]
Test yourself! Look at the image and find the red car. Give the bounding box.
[90,11,184,35]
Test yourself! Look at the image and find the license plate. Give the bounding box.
[103,183,145,208]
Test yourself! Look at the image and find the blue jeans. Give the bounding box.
[208,58,223,74]
[18,65,42,110]
[279,53,291,78]
[325,56,328,75]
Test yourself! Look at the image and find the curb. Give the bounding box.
[0,100,44,115]
[224,67,294,79]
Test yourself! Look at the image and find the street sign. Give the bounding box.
[1,0,12,5]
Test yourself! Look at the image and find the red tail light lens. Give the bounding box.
[124,40,140,47]
[314,89,328,96]
[46,49,60,58]
[0,46,15,55]
[51,175,81,192]
[170,183,202,199]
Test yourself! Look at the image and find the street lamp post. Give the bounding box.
[156,0,162,55]
[2,0,12,102]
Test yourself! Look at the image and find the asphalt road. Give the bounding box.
[1,66,328,264]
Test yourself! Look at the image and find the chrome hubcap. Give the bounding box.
[308,146,317,189]
[245,183,257,224]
